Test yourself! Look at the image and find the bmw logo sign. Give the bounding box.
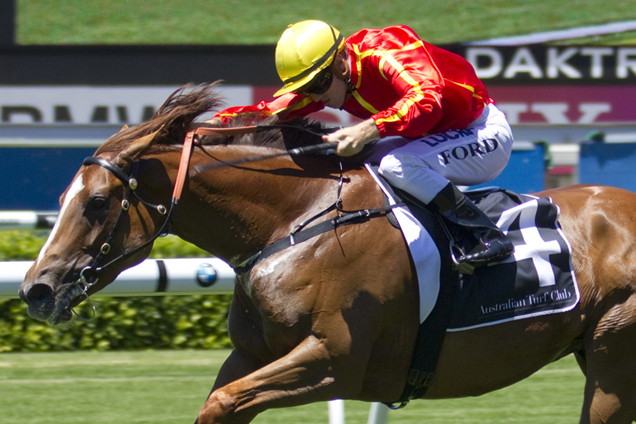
[196,263,217,287]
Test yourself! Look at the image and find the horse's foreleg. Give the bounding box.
[210,349,263,391]
[193,349,263,424]
[197,335,341,424]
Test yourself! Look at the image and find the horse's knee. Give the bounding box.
[197,389,236,424]
[198,387,260,424]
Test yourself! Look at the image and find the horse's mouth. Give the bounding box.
[50,283,86,325]
[25,281,86,325]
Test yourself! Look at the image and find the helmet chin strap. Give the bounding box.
[345,77,356,94]
[339,51,356,94]
[335,73,355,109]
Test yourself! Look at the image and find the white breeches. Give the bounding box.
[378,104,513,204]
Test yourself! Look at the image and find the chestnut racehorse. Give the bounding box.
[19,85,636,423]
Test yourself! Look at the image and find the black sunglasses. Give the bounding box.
[296,67,334,96]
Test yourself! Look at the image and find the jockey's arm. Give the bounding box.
[322,118,380,157]
[206,93,324,126]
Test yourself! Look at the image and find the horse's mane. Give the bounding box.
[95,83,328,155]
[213,115,327,151]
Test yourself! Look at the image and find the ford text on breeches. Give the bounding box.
[378,104,514,204]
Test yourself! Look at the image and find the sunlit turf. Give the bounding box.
[0,349,584,423]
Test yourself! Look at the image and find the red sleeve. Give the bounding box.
[366,27,444,137]
[214,92,325,125]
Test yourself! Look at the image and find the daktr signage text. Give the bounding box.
[460,46,636,82]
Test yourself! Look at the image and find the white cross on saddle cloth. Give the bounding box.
[447,190,580,331]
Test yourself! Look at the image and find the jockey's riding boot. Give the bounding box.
[429,183,515,267]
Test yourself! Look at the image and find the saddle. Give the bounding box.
[366,165,580,407]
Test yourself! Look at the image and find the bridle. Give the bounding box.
[77,157,173,289]
[73,135,193,306]
[72,125,340,306]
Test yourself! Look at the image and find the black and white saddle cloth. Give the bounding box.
[446,189,580,331]
[365,165,580,330]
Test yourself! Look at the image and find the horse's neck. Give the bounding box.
[173,148,340,266]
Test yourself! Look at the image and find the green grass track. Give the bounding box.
[16,0,636,45]
[0,349,584,424]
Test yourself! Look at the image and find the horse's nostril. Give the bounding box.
[24,283,54,305]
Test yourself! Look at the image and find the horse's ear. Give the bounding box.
[113,127,163,169]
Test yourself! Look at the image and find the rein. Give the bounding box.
[193,125,339,173]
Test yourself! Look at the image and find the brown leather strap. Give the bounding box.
[172,130,195,202]
[172,126,259,202]
[194,125,258,136]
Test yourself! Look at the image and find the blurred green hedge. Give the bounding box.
[0,231,233,352]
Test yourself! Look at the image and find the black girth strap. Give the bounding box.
[234,206,397,275]
[382,189,460,409]
[387,259,459,408]
[366,168,460,409]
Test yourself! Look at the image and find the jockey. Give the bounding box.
[211,20,515,267]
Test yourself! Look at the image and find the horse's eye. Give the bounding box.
[91,197,107,209]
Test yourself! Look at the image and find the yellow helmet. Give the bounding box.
[273,20,345,97]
